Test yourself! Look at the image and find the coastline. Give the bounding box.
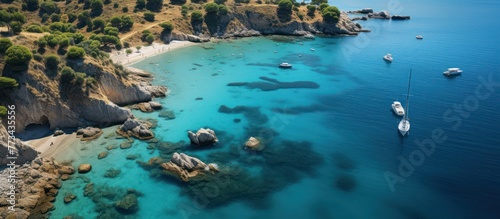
[110,40,196,67]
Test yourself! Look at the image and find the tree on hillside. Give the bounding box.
[0,10,12,33]
[204,3,218,14]
[0,38,13,54]
[214,0,226,4]
[190,11,203,24]
[277,0,293,22]
[67,46,86,59]
[146,0,163,12]
[322,6,340,23]
[311,0,327,5]
[135,0,146,10]
[160,21,174,34]
[144,11,155,22]
[25,0,39,11]
[90,0,104,17]
[39,0,59,15]
[44,54,60,71]
[218,5,228,15]
[10,21,22,34]
[145,34,154,45]
[5,45,33,66]
[0,77,19,89]
[170,0,186,5]
[93,18,105,32]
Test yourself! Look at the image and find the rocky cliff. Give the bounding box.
[1,56,157,132]
[164,5,361,42]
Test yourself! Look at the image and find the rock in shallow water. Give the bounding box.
[78,164,92,173]
[160,152,219,182]
[187,128,218,146]
[76,127,102,141]
[116,118,154,140]
[64,192,76,203]
[98,151,108,159]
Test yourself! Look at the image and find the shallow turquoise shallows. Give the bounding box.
[49,0,500,218]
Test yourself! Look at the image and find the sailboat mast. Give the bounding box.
[404,69,412,122]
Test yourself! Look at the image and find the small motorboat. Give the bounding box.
[279,62,292,68]
[310,48,315,51]
[443,68,462,76]
[383,54,393,62]
[391,101,405,116]
[416,35,423,39]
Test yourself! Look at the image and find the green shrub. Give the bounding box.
[278,0,293,11]
[75,72,86,84]
[114,3,119,8]
[204,3,218,14]
[146,0,163,11]
[26,24,44,33]
[44,54,60,70]
[123,41,130,48]
[135,0,146,9]
[0,77,19,89]
[39,0,58,15]
[214,0,226,4]
[145,34,154,44]
[33,53,43,61]
[67,46,86,59]
[126,48,132,54]
[144,11,155,22]
[190,11,203,23]
[5,45,32,66]
[306,5,316,16]
[319,3,328,11]
[311,0,327,5]
[322,6,340,23]
[0,106,7,117]
[50,14,61,22]
[10,21,22,34]
[122,7,128,12]
[90,0,104,16]
[0,38,13,54]
[218,5,228,15]
[170,0,186,5]
[60,66,76,83]
[159,21,174,33]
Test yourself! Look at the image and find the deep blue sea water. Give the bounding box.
[49,0,500,218]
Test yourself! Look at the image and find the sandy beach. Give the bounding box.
[24,133,80,159]
[110,40,195,66]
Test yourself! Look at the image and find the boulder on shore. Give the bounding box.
[76,127,103,141]
[187,128,218,146]
[53,130,64,136]
[116,118,154,140]
[160,152,219,182]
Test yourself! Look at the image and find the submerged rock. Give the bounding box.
[158,110,176,120]
[114,194,138,213]
[187,128,218,146]
[98,151,108,159]
[335,174,356,191]
[116,118,154,140]
[78,164,92,173]
[83,183,94,196]
[64,192,76,203]
[76,127,102,141]
[104,168,121,178]
[244,137,265,151]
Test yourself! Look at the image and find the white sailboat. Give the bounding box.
[398,70,412,136]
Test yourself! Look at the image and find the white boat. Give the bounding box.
[310,48,315,51]
[383,54,393,62]
[416,35,423,39]
[398,70,412,136]
[443,67,462,76]
[391,101,405,116]
[279,62,292,68]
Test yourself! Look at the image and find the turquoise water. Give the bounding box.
[49,0,500,218]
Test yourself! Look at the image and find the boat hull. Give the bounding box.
[391,101,405,116]
[398,119,410,136]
